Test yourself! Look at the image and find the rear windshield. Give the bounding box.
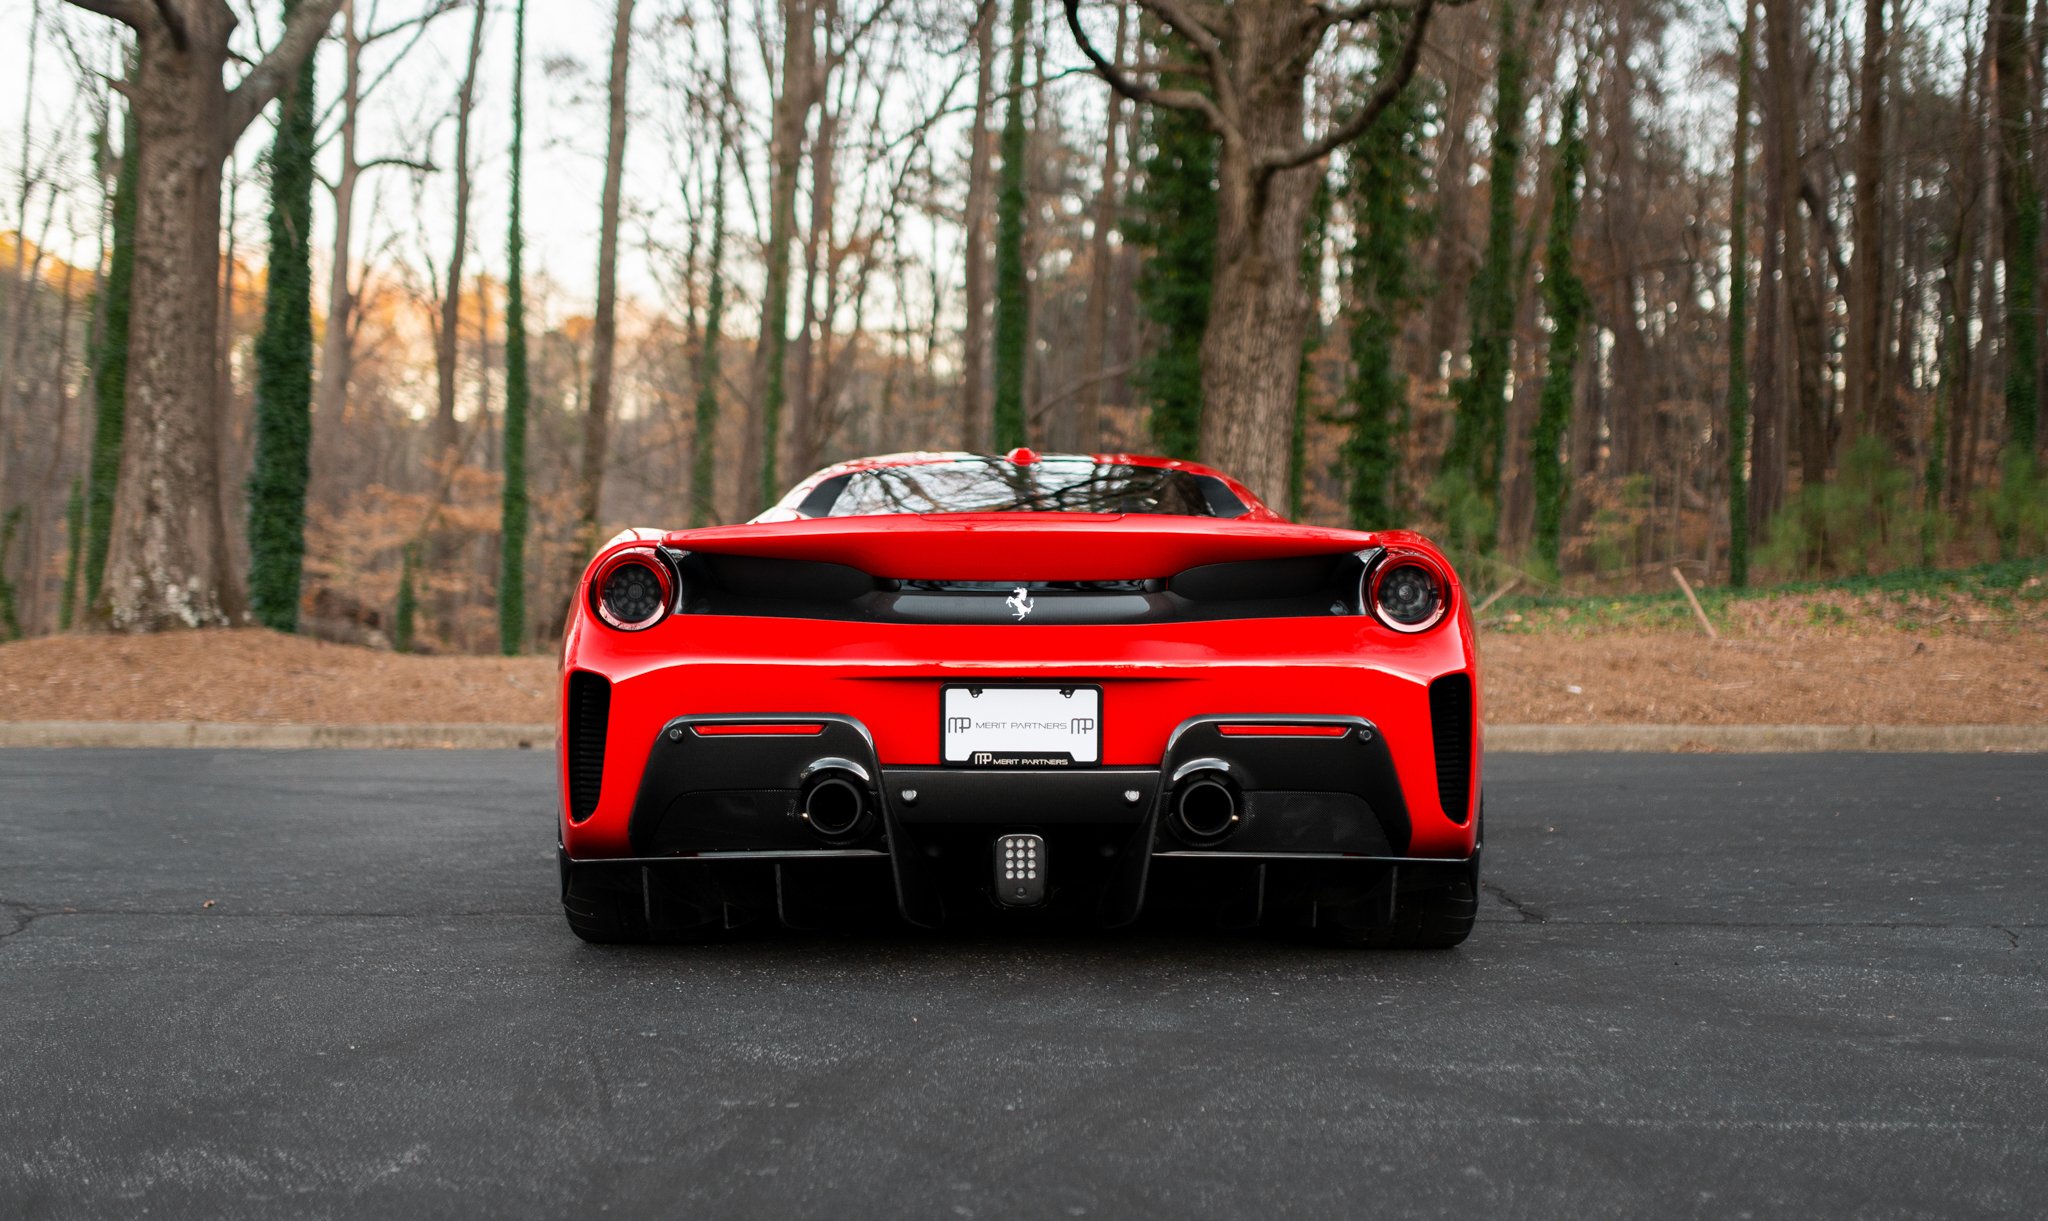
[797,458,1247,518]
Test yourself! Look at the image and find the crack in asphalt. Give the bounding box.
[0,900,35,941]
[1483,882,1547,923]
[1993,924,2021,950]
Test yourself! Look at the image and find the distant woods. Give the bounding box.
[0,0,2041,652]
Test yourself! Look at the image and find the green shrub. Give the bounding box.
[1760,437,1945,578]
[1978,452,2048,560]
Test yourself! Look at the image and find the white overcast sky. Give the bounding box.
[0,0,782,323]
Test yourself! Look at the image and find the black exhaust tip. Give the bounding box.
[1171,775,1239,844]
[802,774,870,840]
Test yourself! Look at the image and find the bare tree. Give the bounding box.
[315,0,453,498]
[960,0,997,451]
[1073,1,1128,452]
[433,0,487,461]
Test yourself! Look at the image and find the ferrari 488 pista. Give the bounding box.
[557,449,1481,947]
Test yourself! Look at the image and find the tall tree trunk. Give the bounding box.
[1727,0,1757,585]
[313,0,362,504]
[104,13,243,627]
[1752,0,1790,531]
[1994,0,2041,459]
[1440,0,1528,537]
[1946,26,1988,509]
[0,0,43,486]
[435,0,487,462]
[1193,2,1328,506]
[1073,1,1127,453]
[788,85,839,479]
[959,0,997,451]
[579,0,633,545]
[1342,14,1431,531]
[86,106,137,608]
[1844,0,1887,448]
[1532,88,1588,574]
[991,0,1034,450]
[749,0,817,511]
[692,77,731,527]
[246,0,318,632]
[499,0,529,653]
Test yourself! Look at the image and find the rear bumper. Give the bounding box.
[562,710,1477,929]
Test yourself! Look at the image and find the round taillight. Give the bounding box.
[591,549,673,631]
[1368,553,1449,633]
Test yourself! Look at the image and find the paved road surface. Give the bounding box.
[2,750,2044,1218]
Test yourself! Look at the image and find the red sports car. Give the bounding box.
[557,450,1482,947]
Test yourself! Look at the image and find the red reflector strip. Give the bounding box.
[691,723,827,737]
[1215,724,1350,738]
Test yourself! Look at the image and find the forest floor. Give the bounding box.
[1,563,2043,726]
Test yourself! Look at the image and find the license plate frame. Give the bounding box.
[941,685,1102,768]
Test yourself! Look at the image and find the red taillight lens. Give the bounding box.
[691,723,826,737]
[590,549,674,631]
[1366,550,1450,633]
[1215,724,1350,738]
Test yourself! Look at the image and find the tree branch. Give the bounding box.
[1135,0,1240,126]
[1316,0,1442,24]
[150,0,190,48]
[223,0,343,144]
[1257,2,1437,176]
[60,0,148,27]
[1060,0,1226,130]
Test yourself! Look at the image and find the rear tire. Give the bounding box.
[1320,800,1482,950]
[1322,872,1478,949]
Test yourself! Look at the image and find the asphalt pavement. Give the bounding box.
[2,749,2044,1219]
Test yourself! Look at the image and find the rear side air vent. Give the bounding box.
[1428,674,1473,824]
[566,671,611,822]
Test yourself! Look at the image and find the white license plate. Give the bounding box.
[943,686,1101,767]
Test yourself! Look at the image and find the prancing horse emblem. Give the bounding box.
[1006,587,1034,620]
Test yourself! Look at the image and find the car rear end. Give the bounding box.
[556,491,1482,947]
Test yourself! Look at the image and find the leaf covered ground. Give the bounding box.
[1,563,2043,726]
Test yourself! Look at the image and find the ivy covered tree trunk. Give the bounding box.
[85,108,137,608]
[247,0,318,632]
[1342,18,1433,531]
[991,0,1033,450]
[392,542,417,653]
[0,507,22,640]
[1531,87,1588,574]
[60,478,84,630]
[1441,0,1529,540]
[1725,0,1756,587]
[1124,43,1215,460]
[1994,0,2039,460]
[498,0,530,655]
